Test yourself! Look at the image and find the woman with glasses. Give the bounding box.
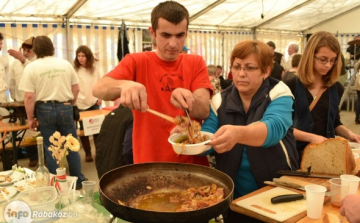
[201,40,299,223]
[284,31,360,160]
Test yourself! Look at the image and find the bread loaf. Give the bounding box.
[322,213,342,223]
[300,138,356,175]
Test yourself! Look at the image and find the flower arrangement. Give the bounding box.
[48,131,80,169]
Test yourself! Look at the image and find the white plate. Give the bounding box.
[0,186,17,203]
[0,171,25,186]
[14,178,36,192]
[349,142,360,155]
[168,131,213,155]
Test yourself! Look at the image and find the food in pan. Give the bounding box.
[173,116,210,144]
[118,184,225,212]
[301,137,356,175]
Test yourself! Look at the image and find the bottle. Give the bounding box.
[35,136,50,187]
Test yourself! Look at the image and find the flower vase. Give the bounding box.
[51,167,69,193]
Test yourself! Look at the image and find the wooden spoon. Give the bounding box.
[146,108,177,124]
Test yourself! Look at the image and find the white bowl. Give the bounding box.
[168,131,213,155]
[349,142,360,155]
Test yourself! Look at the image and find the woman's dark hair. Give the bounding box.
[74,45,95,74]
[32,36,55,58]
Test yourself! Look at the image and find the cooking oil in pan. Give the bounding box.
[132,191,182,212]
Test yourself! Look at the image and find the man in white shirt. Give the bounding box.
[285,43,299,70]
[0,32,9,103]
[8,37,38,167]
[8,37,36,102]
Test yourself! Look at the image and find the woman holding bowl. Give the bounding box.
[201,40,299,222]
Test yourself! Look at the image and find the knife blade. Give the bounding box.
[277,170,334,179]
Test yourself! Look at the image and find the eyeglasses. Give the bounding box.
[231,65,259,73]
[314,56,337,65]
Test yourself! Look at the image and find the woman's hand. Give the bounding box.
[347,131,360,143]
[208,125,239,154]
[309,134,327,143]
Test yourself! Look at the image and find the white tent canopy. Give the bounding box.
[1,0,360,31]
[0,0,359,86]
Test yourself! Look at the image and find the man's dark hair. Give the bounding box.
[33,36,55,58]
[151,1,189,32]
[216,65,222,70]
[0,32,3,40]
[266,41,276,49]
[291,54,302,68]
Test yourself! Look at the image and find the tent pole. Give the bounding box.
[65,18,71,62]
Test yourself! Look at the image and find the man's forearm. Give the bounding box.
[93,76,125,101]
[24,95,35,121]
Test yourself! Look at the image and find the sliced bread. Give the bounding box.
[300,137,356,176]
[322,212,342,223]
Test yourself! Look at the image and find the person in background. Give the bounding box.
[269,60,283,80]
[207,65,221,95]
[201,40,299,223]
[283,31,360,160]
[92,1,212,166]
[19,36,86,189]
[282,53,302,82]
[267,41,286,69]
[227,70,233,80]
[285,43,299,70]
[8,36,39,167]
[354,71,360,124]
[340,194,360,223]
[216,65,223,77]
[181,45,189,54]
[0,32,9,103]
[73,45,102,162]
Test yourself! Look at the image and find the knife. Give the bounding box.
[271,194,305,204]
[271,191,331,204]
[277,170,334,179]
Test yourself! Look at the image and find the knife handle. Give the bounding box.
[271,194,305,204]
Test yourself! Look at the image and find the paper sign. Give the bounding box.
[82,115,105,136]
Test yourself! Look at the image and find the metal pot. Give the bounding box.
[99,162,234,223]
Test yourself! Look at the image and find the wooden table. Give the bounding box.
[0,121,29,170]
[231,158,360,223]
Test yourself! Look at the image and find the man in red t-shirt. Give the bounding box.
[93,1,212,166]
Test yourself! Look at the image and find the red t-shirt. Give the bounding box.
[106,52,212,166]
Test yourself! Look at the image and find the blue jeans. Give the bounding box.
[36,102,85,186]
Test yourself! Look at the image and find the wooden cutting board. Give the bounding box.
[232,187,307,222]
[277,176,330,191]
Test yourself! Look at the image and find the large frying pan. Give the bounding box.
[99,162,234,223]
